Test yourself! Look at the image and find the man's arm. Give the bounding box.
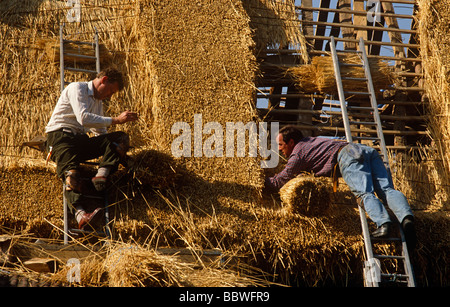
[111,110,138,125]
[265,153,305,191]
[70,83,113,128]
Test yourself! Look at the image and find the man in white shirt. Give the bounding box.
[45,67,138,230]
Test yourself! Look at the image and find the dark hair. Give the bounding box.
[279,125,304,144]
[97,67,124,91]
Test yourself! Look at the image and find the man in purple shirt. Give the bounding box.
[266,125,416,248]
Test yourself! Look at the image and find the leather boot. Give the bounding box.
[372,222,391,238]
[402,215,417,252]
[77,208,103,230]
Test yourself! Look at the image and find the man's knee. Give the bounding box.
[109,131,130,157]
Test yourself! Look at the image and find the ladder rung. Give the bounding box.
[371,236,402,242]
[381,273,409,279]
[69,228,107,237]
[347,106,374,111]
[64,67,98,74]
[374,254,405,260]
[341,77,367,81]
[64,53,97,60]
[352,136,379,141]
[340,63,364,67]
[336,49,362,54]
[344,91,371,96]
[349,121,377,126]
[63,39,94,46]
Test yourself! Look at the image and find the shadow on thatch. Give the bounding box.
[106,149,263,241]
[0,0,46,27]
[114,148,261,212]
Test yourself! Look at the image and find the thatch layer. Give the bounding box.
[287,54,394,95]
[417,0,450,211]
[1,165,449,286]
[242,0,309,62]
[144,0,263,188]
[0,0,264,210]
[0,0,449,287]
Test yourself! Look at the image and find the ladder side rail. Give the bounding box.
[359,38,416,287]
[359,206,379,287]
[60,24,65,93]
[331,36,381,287]
[94,28,101,73]
[63,183,69,245]
[104,192,111,240]
[399,226,417,287]
[358,38,390,170]
[330,36,353,143]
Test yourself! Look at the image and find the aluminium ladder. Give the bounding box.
[330,36,416,287]
[59,24,111,244]
[59,23,100,92]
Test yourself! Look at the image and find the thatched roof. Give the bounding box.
[0,0,449,286]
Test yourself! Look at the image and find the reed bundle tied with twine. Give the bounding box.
[102,243,262,287]
[287,54,394,95]
[103,244,191,287]
[279,175,332,216]
[126,149,185,190]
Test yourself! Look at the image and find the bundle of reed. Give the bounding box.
[39,37,113,66]
[104,243,190,287]
[279,175,332,216]
[124,148,184,190]
[287,54,394,95]
[285,64,318,92]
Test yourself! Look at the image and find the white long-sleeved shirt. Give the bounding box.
[45,81,112,135]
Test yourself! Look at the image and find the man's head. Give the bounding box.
[276,125,304,157]
[93,67,125,100]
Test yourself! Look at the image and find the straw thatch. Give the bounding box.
[416,0,450,211]
[1,236,265,287]
[0,0,449,287]
[287,54,394,95]
[243,0,309,63]
[0,0,264,201]
[127,148,185,190]
[103,244,194,287]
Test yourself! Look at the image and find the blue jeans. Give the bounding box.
[337,144,413,227]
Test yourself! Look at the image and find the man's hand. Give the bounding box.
[112,111,139,125]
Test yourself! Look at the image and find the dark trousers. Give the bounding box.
[46,129,128,210]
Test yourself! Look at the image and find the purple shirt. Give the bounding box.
[265,137,347,191]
